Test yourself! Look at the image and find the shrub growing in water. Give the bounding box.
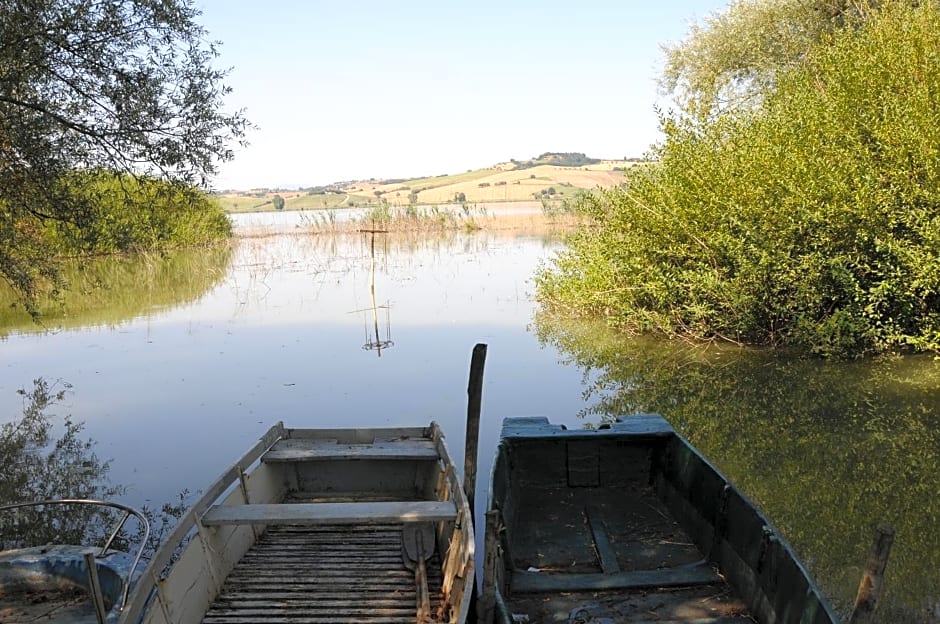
[45,172,232,255]
[538,2,940,357]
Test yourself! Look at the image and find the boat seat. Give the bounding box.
[200,501,457,526]
[510,560,722,593]
[262,438,440,462]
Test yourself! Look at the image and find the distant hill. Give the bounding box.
[215,154,637,213]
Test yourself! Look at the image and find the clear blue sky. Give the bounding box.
[196,1,730,190]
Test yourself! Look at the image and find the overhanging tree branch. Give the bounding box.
[0,0,249,310]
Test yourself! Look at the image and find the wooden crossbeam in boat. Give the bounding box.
[585,505,621,574]
[201,501,457,526]
[262,438,439,462]
[582,619,745,624]
[510,560,722,593]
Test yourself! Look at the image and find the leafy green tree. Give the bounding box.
[272,194,285,210]
[661,0,876,119]
[539,1,940,356]
[0,0,248,314]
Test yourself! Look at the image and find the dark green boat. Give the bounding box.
[479,415,839,624]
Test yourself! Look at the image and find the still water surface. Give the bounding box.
[1,217,938,622]
[1,227,590,508]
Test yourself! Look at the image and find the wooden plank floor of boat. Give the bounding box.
[504,484,752,622]
[202,524,443,624]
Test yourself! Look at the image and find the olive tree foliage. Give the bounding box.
[0,0,248,312]
[538,1,940,357]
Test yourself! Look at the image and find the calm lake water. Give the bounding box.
[2,213,938,622]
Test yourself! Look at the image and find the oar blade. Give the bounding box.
[402,521,436,564]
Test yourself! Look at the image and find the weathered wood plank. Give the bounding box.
[212,601,420,610]
[511,560,722,593]
[202,517,450,624]
[240,551,404,560]
[228,566,418,576]
[203,615,417,623]
[263,524,403,534]
[263,438,439,462]
[478,509,501,624]
[585,505,620,575]
[214,594,424,602]
[243,543,400,552]
[223,579,419,589]
[463,342,487,512]
[201,501,456,526]
[594,620,747,624]
[206,606,416,615]
[285,491,423,503]
[284,426,429,441]
[203,618,415,624]
[224,575,443,585]
[849,525,895,624]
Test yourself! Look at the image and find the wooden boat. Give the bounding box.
[478,415,839,624]
[121,421,474,624]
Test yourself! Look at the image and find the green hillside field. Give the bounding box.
[216,153,637,213]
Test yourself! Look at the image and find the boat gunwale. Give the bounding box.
[120,420,475,624]
[429,420,476,624]
[120,421,287,623]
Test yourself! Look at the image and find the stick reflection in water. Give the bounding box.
[357,225,394,357]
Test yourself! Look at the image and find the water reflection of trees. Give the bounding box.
[0,380,187,556]
[0,380,121,548]
[533,313,940,623]
[0,244,234,337]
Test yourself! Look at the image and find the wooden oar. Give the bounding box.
[402,522,435,623]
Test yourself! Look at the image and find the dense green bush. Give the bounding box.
[44,172,232,255]
[538,2,940,357]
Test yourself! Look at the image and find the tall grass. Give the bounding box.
[303,203,492,234]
